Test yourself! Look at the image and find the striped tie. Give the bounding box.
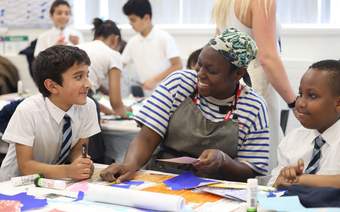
[56,115,72,164]
[305,135,326,174]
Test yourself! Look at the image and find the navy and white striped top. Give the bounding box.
[134,70,270,175]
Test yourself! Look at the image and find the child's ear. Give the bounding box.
[44,79,60,95]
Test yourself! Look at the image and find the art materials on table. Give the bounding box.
[246,178,258,212]
[11,174,42,186]
[84,184,185,211]
[163,172,217,190]
[157,156,199,164]
[34,177,68,190]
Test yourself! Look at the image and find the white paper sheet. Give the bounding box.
[84,184,185,211]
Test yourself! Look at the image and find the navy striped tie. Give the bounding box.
[305,135,326,174]
[56,115,72,164]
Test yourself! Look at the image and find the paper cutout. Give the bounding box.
[0,200,22,211]
[66,180,89,192]
[257,194,308,211]
[157,157,199,164]
[74,192,84,202]
[200,187,247,202]
[111,180,144,189]
[0,192,47,211]
[163,172,216,190]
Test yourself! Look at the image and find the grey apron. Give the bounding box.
[146,87,241,178]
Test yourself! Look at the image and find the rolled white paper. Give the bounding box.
[84,184,184,211]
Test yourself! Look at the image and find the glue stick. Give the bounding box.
[11,174,42,186]
[246,178,258,212]
[34,177,67,190]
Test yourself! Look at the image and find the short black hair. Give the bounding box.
[92,18,121,40]
[309,59,340,96]
[32,45,90,97]
[123,0,152,19]
[49,0,70,15]
[186,48,202,69]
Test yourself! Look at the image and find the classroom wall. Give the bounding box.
[3,25,340,133]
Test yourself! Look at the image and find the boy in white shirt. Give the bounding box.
[0,45,100,181]
[122,0,182,92]
[34,0,83,57]
[269,60,340,188]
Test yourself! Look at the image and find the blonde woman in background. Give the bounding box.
[212,0,296,170]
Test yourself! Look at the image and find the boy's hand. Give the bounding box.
[193,149,228,175]
[114,105,132,118]
[100,163,137,183]
[66,156,93,180]
[274,159,304,187]
[69,35,80,45]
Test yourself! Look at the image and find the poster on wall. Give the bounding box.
[0,0,53,28]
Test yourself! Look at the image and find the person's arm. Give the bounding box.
[143,57,183,90]
[69,138,88,162]
[100,126,161,182]
[251,0,296,104]
[108,67,129,117]
[16,143,92,180]
[297,174,340,188]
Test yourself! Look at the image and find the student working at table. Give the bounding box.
[100,28,270,182]
[0,46,100,181]
[269,59,340,188]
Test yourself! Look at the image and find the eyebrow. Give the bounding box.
[72,70,88,76]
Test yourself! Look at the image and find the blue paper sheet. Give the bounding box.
[258,194,308,211]
[163,171,216,190]
[0,192,47,211]
[111,180,144,189]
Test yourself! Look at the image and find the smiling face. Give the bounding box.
[50,4,70,29]
[296,68,340,133]
[49,63,91,111]
[196,46,244,99]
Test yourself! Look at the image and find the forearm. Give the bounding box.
[258,52,296,104]
[298,174,340,188]
[19,160,68,179]
[123,127,161,170]
[220,160,257,182]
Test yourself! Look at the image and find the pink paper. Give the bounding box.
[157,156,199,164]
[66,180,89,192]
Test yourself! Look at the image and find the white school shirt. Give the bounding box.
[0,94,101,181]
[122,27,180,83]
[34,26,84,57]
[77,40,123,92]
[268,119,340,186]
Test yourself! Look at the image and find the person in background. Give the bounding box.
[186,48,202,71]
[0,46,100,181]
[78,18,130,117]
[212,0,296,170]
[269,60,340,188]
[100,28,270,183]
[34,0,83,57]
[122,0,182,93]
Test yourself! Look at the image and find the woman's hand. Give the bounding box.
[100,163,137,183]
[193,149,229,175]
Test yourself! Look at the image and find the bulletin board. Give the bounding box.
[0,0,53,28]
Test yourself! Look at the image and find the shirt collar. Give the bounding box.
[137,26,156,41]
[45,97,76,125]
[311,119,340,146]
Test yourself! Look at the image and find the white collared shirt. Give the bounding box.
[122,27,180,83]
[0,94,100,181]
[268,119,340,185]
[34,26,84,57]
[77,40,123,92]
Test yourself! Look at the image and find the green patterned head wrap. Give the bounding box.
[208,27,257,68]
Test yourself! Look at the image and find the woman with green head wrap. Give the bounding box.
[100,28,270,182]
